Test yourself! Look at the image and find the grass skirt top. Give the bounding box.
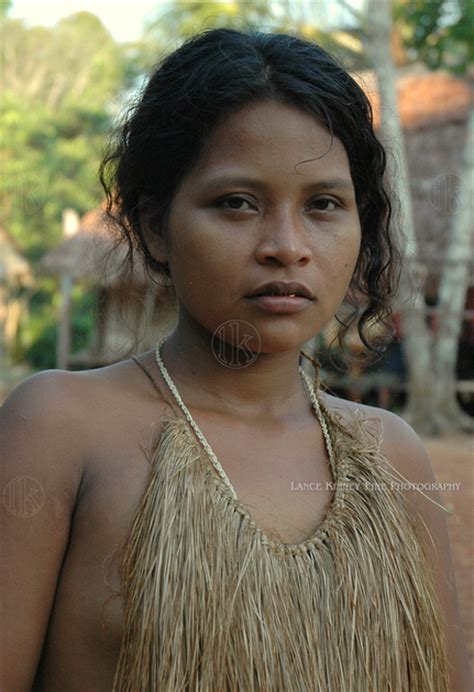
[112,362,450,692]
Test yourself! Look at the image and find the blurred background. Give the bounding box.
[0,0,473,667]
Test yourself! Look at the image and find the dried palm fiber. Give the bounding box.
[111,353,451,692]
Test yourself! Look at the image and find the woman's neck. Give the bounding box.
[158,322,313,422]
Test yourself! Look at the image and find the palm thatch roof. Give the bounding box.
[39,207,150,287]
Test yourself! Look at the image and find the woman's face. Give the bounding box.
[155,99,361,353]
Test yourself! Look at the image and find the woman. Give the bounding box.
[1,28,471,691]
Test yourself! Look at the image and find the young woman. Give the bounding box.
[1,28,471,692]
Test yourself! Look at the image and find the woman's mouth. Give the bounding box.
[245,294,312,313]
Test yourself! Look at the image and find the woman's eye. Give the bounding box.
[308,198,340,212]
[214,196,339,213]
[216,196,254,211]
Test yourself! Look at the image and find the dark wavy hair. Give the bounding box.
[99,28,402,364]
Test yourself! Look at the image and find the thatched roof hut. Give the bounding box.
[39,208,177,368]
[40,207,148,286]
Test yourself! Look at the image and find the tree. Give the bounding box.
[2,13,126,111]
[360,0,471,433]
[0,13,132,259]
[432,108,473,430]
[394,0,473,74]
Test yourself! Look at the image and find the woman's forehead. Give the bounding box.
[193,100,350,180]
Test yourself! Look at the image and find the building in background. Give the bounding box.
[40,207,177,369]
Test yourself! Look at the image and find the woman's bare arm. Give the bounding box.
[380,409,473,692]
[0,371,87,691]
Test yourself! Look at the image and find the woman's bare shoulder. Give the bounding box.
[2,351,164,418]
[1,351,169,481]
[1,367,93,441]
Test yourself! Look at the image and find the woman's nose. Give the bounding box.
[254,210,312,266]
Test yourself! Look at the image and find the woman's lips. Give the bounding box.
[246,295,312,313]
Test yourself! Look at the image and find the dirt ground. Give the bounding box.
[423,434,473,673]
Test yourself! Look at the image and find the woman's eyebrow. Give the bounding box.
[199,175,355,193]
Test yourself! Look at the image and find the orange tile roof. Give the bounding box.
[352,69,472,129]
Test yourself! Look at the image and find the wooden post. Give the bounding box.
[57,273,72,370]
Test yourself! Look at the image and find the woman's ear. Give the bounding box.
[138,194,169,266]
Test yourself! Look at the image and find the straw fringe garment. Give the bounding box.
[111,345,451,692]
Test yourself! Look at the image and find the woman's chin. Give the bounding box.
[251,334,314,356]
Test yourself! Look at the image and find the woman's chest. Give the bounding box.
[197,416,336,544]
[37,418,335,685]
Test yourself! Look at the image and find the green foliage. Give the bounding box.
[2,14,126,110]
[22,318,58,370]
[394,0,473,74]
[19,281,96,369]
[17,278,57,369]
[1,92,109,260]
[70,286,97,354]
[0,12,133,369]
[0,0,12,17]
[0,13,132,260]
